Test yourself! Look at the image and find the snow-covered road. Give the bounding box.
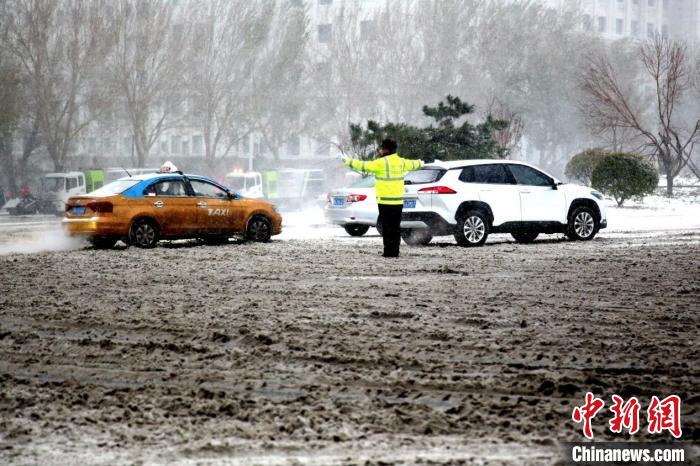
[1,222,698,465]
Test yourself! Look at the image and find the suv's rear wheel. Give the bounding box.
[455,211,489,247]
[511,231,539,244]
[567,206,598,241]
[246,215,272,242]
[401,228,432,246]
[344,224,370,237]
[129,219,159,248]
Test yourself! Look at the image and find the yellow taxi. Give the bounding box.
[62,172,282,248]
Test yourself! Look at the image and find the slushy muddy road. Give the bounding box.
[1,230,699,465]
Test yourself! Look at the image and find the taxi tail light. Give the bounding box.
[86,201,113,213]
[346,194,367,203]
[418,186,457,194]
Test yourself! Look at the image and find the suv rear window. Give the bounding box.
[459,164,514,184]
[405,168,445,185]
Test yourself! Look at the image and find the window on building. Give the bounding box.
[192,135,203,155]
[170,135,181,155]
[360,20,376,40]
[240,134,250,155]
[319,0,332,5]
[598,16,607,33]
[583,14,593,30]
[315,141,330,156]
[616,18,624,34]
[318,23,332,43]
[598,0,608,8]
[647,0,655,6]
[617,0,625,11]
[631,20,639,35]
[647,22,655,38]
[661,24,669,38]
[316,60,331,77]
[287,136,300,156]
[172,23,184,40]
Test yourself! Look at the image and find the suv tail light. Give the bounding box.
[346,194,367,203]
[418,186,457,194]
[86,201,113,213]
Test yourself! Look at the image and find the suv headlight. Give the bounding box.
[591,190,604,201]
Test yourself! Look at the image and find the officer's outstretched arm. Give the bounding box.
[403,158,424,171]
[345,157,383,175]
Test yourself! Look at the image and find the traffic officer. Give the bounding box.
[342,138,423,257]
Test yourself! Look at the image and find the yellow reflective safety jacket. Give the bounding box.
[346,153,423,205]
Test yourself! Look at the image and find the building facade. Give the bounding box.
[543,0,700,42]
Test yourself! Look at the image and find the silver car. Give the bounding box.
[324,176,382,236]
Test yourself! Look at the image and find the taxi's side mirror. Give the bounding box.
[227,191,240,200]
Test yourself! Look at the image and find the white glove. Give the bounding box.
[419,159,426,166]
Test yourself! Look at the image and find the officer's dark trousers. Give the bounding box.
[378,203,403,257]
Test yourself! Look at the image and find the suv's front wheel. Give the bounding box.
[567,206,598,241]
[455,211,489,247]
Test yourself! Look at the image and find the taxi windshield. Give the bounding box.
[89,179,139,195]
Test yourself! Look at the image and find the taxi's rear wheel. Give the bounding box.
[90,236,118,249]
[246,215,272,242]
[129,218,159,248]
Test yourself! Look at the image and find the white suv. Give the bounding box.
[399,160,607,246]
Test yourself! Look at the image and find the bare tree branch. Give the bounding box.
[580,33,699,195]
